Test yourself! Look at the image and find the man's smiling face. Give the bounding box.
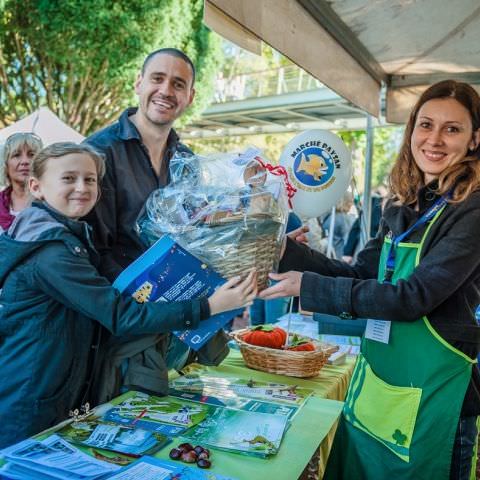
[135,53,195,127]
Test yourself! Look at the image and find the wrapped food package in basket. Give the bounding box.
[136,147,289,290]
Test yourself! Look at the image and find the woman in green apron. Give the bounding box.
[260,80,480,479]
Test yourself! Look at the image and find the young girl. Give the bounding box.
[261,80,480,479]
[0,142,257,448]
[0,132,43,230]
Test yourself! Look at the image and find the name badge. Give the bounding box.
[365,319,391,344]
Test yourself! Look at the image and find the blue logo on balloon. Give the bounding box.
[293,147,335,187]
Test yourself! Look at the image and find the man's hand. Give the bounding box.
[258,271,303,300]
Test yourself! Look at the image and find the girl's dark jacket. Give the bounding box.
[0,202,221,448]
[282,185,480,416]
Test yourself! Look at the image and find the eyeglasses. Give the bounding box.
[5,132,42,145]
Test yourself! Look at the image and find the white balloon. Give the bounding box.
[280,130,352,218]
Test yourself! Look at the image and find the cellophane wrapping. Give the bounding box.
[136,148,289,288]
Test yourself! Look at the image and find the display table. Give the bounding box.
[163,349,356,479]
[13,350,354,480]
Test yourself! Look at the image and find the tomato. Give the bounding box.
[243,324,287,349]
[287,342,315,351]
[286,333,316,351]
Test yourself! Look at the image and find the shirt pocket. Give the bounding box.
[344,355,422,463]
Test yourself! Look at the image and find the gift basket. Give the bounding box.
[232,326,339,378]
[137,148,290,289]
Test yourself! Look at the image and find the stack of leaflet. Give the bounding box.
[0,434,120,480]
[102,390,291,458]
[170,370,314,412]
[183,407,289,457]
[170,388,299,420]
[56,419,169,457]
[101,391,214,437]
[106,456,237,479]
[169,370,315,457]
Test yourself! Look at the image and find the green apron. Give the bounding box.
[324,206,477,479]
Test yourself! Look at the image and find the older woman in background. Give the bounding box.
[0,133,43,231]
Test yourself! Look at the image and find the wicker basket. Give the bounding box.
[232,329,339,378]
[179,213,284,290]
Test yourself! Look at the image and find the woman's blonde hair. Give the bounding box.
[389,80,480,205]
[32,142,105,181]
[2,132,43,186]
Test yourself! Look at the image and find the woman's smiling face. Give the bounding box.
[411,97,479,184]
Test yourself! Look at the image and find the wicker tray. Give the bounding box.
[232,329,339,378]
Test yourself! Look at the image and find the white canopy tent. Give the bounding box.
[204,0,480,123]
[0,107,84,145]
[204,0,480,244]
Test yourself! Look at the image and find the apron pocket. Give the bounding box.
[344,355,422,463]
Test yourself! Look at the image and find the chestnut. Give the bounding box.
[181,450,197,463]
[197,458,212,469]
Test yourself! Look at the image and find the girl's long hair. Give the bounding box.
[389,80,480,204]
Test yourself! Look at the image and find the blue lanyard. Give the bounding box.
[384,194,450,283]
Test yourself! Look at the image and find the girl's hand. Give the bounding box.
[258,271,302,299]
[208,270,257,316]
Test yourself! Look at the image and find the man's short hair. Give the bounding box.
[141,48,195,86]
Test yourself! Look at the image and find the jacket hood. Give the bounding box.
[0,205,67,285]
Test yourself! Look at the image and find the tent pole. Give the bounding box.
[360,114,373,248]
[326,206,336,259]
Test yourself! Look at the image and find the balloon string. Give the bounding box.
[254,156,297,209]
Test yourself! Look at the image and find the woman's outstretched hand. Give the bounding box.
[208,270,257,316]
[258,271,303,300]
[288,225,309,244]
[280,225,309,258]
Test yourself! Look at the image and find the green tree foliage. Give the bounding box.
[340,127,403,189]
[0,0,222,134]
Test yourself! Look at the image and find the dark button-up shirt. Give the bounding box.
[84,108,193,282]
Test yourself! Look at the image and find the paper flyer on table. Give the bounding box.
[184,408,289,457]
[113,235,241,351]
[102,391,214,436]
[56,418,169,457]
[0,434,119,480]
[107,456,238,480]
[172,370,314,406]
[169,389,299,420]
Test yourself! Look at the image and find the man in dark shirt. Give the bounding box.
[84,49,230,395]
[85,48,195,281]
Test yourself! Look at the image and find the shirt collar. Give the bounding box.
[417,180,441,212]
[117,107,180,149]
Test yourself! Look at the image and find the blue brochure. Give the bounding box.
[113,236,240,350]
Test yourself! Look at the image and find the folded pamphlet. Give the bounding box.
[0,434,120,480]
[106,456,237,479]
[113,236,241,350]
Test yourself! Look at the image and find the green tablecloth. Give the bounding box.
[220,349,354,401]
